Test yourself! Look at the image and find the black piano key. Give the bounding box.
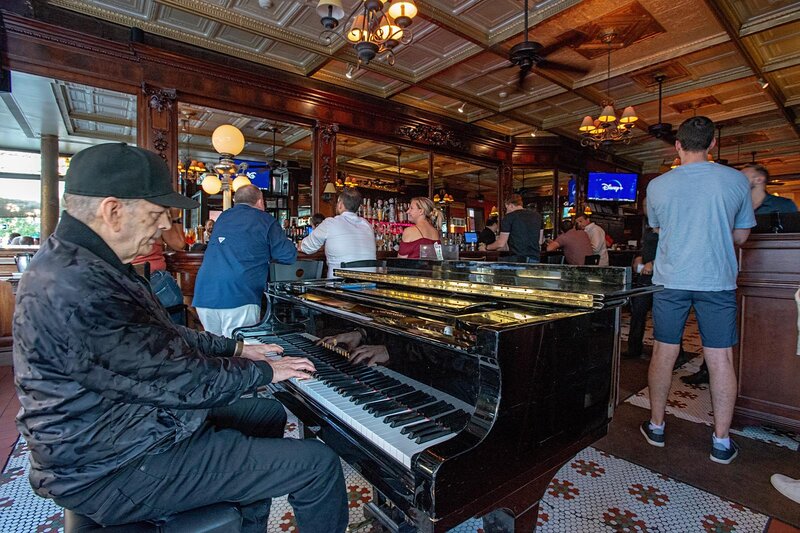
[364,400,394,414]
[353,391,387,409]
[352,393,385,405]
[385,412,425,428]
[401,420,436,436]
[417,401,453,418]
[380,384,414,397]
[402,395,437,409]
[368,401,406,416]
[433,410,469,430]
[415,428,452,444]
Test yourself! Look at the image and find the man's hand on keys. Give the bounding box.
[239,343,284,362]
[268,356,316,383]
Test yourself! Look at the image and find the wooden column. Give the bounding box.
[40,134,59,240]
[137,84,178,190]
[313,121,338,218]
[498,162,513,221]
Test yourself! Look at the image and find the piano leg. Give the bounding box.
[481,502,538,533]
[477,461,563,533]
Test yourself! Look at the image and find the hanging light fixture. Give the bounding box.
[433,188,454,204]
[316,0,417,66]
[201,124,250,210]
[579,32,638,149]
[177,111,209,192]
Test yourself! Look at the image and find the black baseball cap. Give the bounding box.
[65,143,199,209]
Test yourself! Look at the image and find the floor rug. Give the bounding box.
[1,416,770,533]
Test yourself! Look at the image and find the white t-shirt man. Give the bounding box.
[300,211,376,277]
[582,221,609,266]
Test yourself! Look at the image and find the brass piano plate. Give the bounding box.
[335,271,596,308]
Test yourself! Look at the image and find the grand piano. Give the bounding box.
[235,259,657,532]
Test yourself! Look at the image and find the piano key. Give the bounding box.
[242,331,470,468]
[385,412,425,428]
[415,428,452,444]
[400,420,437,436]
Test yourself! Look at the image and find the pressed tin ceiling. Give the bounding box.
[3,0,800,182]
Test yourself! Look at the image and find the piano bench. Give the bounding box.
[63,503,242,533]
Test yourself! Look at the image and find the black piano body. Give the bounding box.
[236,259,658,532]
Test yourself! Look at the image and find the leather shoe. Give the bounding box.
[673,350,692,370]
[681,367,709,385]
[771,474,800,504]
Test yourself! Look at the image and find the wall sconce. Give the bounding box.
[202,124,249,210]
[323,181,337,201]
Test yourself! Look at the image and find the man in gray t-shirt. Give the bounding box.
[641,116,755,465]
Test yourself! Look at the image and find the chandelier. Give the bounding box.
[433,188,454,204]
[316,0,417,66]
[177,111,208,185]
[579,33,638,149]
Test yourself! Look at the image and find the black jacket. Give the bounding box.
[13,213,273,500]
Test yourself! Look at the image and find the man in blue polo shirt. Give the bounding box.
[641,116,755,465]
[194,184,296,336]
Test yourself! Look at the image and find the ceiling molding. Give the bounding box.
[703,0,800,137]
[738,4,800,37]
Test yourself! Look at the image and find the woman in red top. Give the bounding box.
[397,197,444,259]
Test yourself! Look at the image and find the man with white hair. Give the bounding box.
[13,143,347,533]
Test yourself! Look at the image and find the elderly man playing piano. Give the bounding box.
[12,143,347,533]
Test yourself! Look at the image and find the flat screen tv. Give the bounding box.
[234,159,271,190]
[568,178,576,205]
[587,172,638,202]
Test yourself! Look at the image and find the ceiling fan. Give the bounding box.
[648,75,676,143]
[481,0,589,91]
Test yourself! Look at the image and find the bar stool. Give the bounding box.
[64,503,242,533]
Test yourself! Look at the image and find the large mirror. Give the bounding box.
[432,154,498,240]
[176,103,312,239]
[335,134,429,250]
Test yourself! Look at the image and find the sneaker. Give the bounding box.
[640,421,665,447]
[710,439,739,464]
[771,474,800,504]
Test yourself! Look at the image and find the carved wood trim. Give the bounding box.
[397,124,463,149]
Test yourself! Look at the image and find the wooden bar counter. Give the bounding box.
[733,232,800,432]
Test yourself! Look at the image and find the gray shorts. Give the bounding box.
[652,289,738,349]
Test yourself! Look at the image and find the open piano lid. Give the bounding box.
[332,259,653,310]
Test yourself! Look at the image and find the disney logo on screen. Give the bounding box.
[601,180,624,193]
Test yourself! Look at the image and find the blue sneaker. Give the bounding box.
[710,439,739,464]
[640,421,665,447]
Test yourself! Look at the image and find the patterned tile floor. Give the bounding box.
[0,417,770,533]
[620,311,800,451]
[0,310,791,531]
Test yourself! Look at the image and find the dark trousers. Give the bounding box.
[59,398,348,533]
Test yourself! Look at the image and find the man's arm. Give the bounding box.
[300,218,329,254]
[732,228,751,246]
[67,293,275,409]
[587,228,604,254]
[161,220,186,251]
[268,219,298,264]
[485,232,509,251]
[546,239,561,252]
